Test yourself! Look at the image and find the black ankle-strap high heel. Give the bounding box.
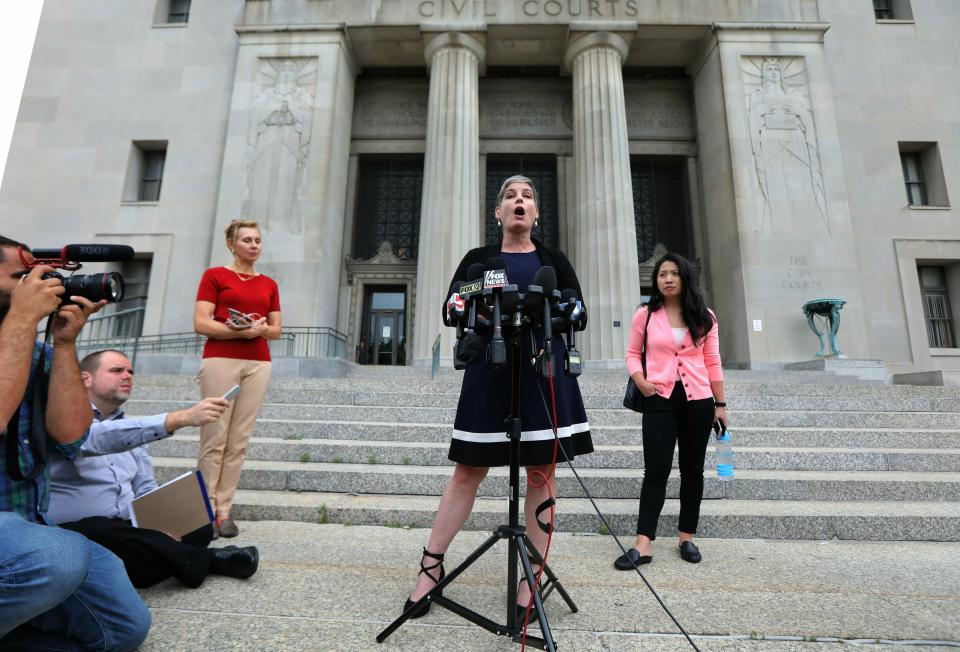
[402,548,446,618]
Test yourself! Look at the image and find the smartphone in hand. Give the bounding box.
[222,385,242,401]
[227,308,253,329]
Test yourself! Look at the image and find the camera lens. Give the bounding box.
[62,273,125,303]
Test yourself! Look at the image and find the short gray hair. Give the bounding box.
[495,175,539,210]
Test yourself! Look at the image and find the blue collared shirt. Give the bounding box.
[47,406,170,524]
[0,342,87,523]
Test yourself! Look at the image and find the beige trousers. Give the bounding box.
[196,357,271,518]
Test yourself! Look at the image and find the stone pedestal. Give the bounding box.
[565,30,642,366]
[411,31,486,366]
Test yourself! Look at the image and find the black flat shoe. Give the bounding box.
[613,547,652,570]
[403,548,445,618]
[679,541,702,563]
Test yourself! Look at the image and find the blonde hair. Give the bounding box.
[225,219,260,247]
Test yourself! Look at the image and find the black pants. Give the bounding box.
[59,517,214,588]
[636,381,715,540]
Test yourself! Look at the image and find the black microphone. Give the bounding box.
[559,289,583,377]
[30,244,135,262]
[531,266,557,378]
[456,263,485,365]
[483,257,508,367]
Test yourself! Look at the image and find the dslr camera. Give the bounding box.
[21,244,135,304]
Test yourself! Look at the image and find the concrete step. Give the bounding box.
[223,489,960,541]
[125,400,960,429]
[149,438,960,472]
[151,458,960,502]
[158,421,960,448]
[128,386,960,413]
[131,369,960,390]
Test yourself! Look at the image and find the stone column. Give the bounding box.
[412,31,485,366]
[565,31,641,366]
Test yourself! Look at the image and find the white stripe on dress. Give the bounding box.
[451,421,590,443]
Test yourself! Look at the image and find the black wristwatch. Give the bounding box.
[714,401,727,407]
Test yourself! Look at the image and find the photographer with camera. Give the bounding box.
[0,236,151,651]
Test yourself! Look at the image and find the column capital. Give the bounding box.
[422,30,487,71]
[563,30,633,72]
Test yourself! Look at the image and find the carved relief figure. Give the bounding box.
[244,59,315,234]
[746,57,830,234]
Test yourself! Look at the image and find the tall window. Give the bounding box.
[352,155,424,260]
[873,0,893,19]
[901,152,927,206]
[874,0,913,20]
[167,0,190,23]
[485,156,558,247]
[631,156,689,263]
[123,141,167,203]
[139,150,166,202]
[919,266,957,348]
[899,142,949,207]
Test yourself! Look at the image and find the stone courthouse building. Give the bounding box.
[2,0,959,379]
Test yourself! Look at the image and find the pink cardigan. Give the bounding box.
[625,306,723,401]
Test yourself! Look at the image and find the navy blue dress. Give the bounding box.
[449,251,593,467]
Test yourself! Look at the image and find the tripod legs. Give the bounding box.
[376,527,576,651]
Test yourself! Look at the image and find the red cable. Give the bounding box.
[520,353,561,650]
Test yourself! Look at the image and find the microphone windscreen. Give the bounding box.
[466,262,484,280]
[484,257,506,271]
[32,244,136,262]
[532,266,557,296]
[560,288,577,304]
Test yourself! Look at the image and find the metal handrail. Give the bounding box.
[431,333,441,380]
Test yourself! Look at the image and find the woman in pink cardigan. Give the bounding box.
[614,252,727,567]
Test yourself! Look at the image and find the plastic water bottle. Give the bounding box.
[716,430,734,481]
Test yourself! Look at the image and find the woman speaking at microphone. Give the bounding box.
[402,175,593,618]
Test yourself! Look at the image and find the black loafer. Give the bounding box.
[613,548,652,570]
[679,541,701,563]
[209,545,260,579]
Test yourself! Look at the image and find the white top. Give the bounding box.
[673,327,689,380]
[672,327,689,345]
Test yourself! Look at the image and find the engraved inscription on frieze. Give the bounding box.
[352,83,429,139]
[243,58,317,235]
[743,57,830,234]
[624,86,693,140]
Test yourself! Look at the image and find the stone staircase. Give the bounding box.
[130,369,960,541]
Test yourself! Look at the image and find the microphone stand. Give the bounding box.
[377,304,577,651]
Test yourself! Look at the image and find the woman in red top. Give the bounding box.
[614,252,726,567]
[194,220,281,538]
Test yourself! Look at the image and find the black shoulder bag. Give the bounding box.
[622,308,653,412]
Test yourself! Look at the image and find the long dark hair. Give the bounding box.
[647,252,714,344]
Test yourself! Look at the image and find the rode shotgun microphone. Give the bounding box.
[483,257,508,367]
[29,244,135,265]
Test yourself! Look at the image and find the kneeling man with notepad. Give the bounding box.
[47,349,260,588]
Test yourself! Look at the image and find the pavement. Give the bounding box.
[138,521,960,651]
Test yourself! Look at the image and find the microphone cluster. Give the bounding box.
[445,258,587,376]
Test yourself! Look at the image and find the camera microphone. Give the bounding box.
[483,257,508,367]
[30,244,135,263]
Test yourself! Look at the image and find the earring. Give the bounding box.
[496,221,501,229]
[534,219,539,228]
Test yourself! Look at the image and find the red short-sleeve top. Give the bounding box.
[195,267,281,361]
